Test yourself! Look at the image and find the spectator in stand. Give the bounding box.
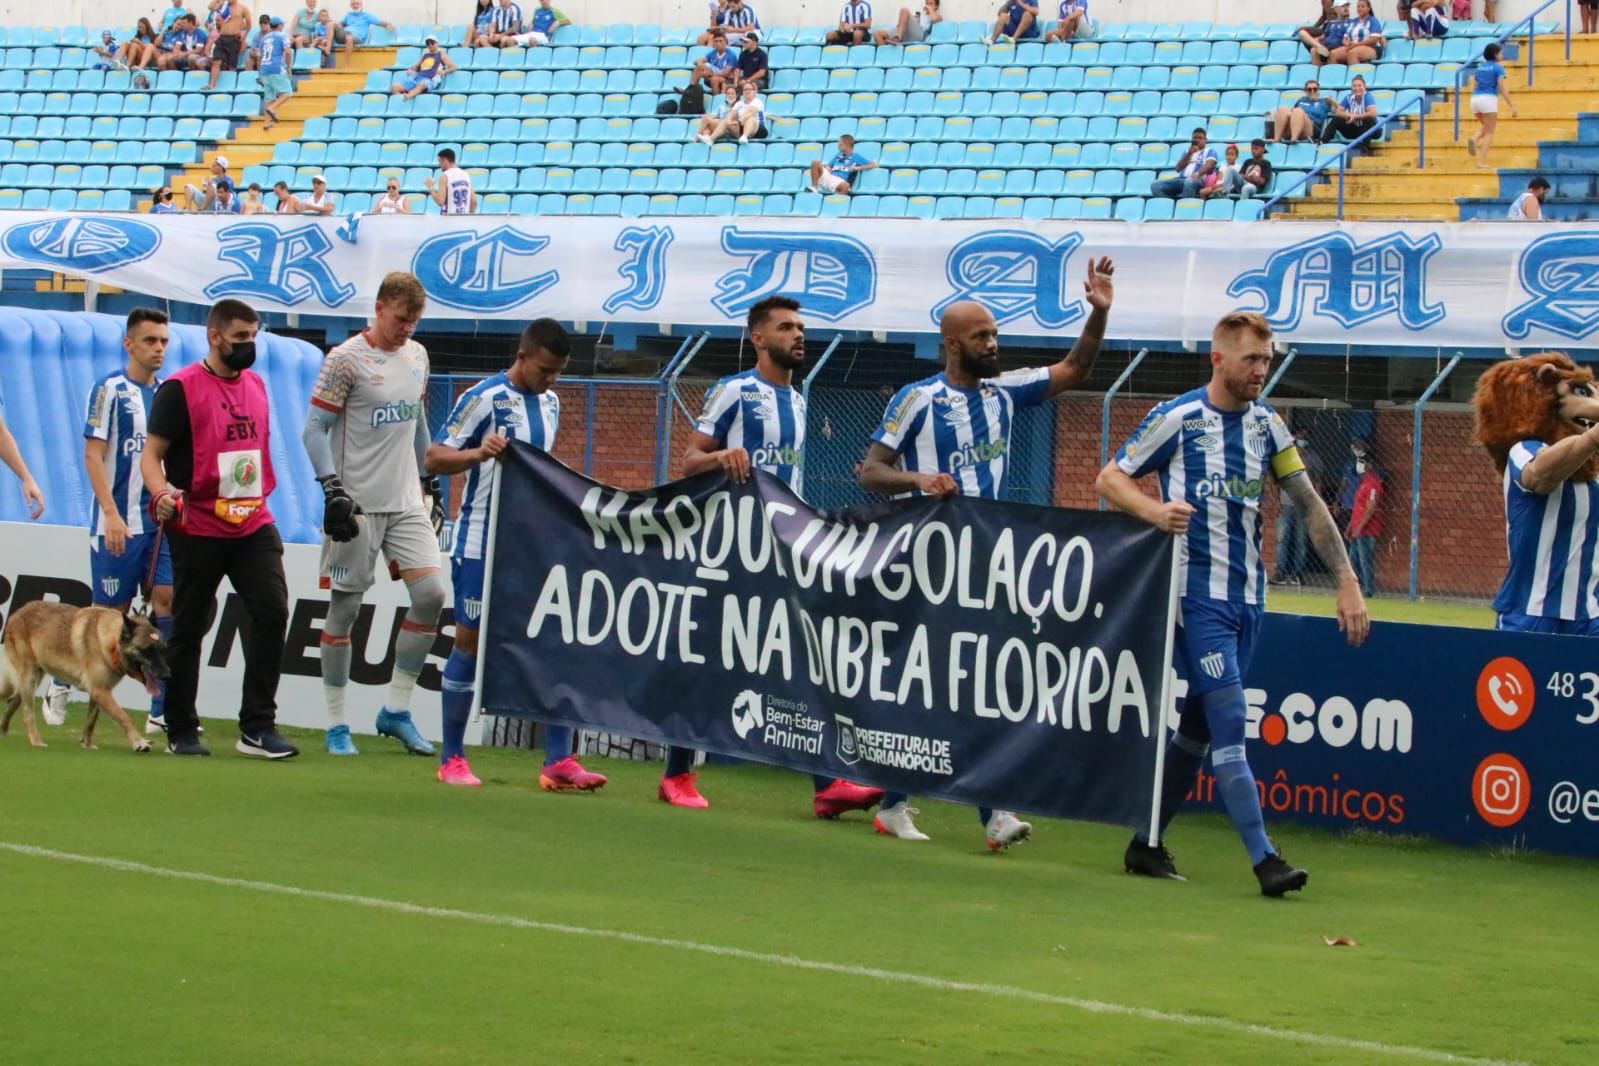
[1200,143,1242,200]
[699,0,731,45]
[375,175,410,212]
[391,34,454,96]
[298,174,336,214]
[732,31,768,91]
[240,182,267,214]
[258,16,293,128]
[1468,42,1517,169]
[1238,138,1274,197]
[1307,0,1351,66]
[120,18,161,69]
[1324,74,1377,140]
[471,0,495,44]
[340,0,393,60]
[987,0,1040,44]
[162,0,189,32]
[206,0,251,91]
[691,31,737,94]
[693,84,740,142]
[1345,454,1383,597]
[806,133,876,194]
[1150,127,1216,198]
[1583,0,1597,35]
[244,14,269,70]
[1296,0,1336,60]
[203,177,242,213]
[273,179,302,211]
[160,15,209,72]
[485,0,523,46]
[92,29,120,70]
[1413,0,1451,36]
[426,147,477,214]
[1329,0,1384,63]
[1270,78,1329,142]
[507,0,569,46]
[292,0,321,47]
[313,9,338,62]
[827,1,873,45]
[184,155,231,209]
[1508,176,1550,220]
[150,185,178,213]
[874,0,941,45]
[703,0,761,46]
[1044,1,1089,43]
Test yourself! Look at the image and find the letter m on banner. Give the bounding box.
[712,228,877,322]
[1228,231,1445,332]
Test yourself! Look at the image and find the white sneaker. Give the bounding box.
[696,133,712,145]
[873,802,930,841]
[42,683,70,726]
[986,810,1033,852]
[145,714,166,736]
[737,135,749,144]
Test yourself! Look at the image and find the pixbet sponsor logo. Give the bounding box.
[1192,472,1264,501]
[120,432,147,458]
[730,690,824,754]
[946,437,1007,472]
[372,400,423,428]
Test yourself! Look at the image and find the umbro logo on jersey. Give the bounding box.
[1200,652,1226,680]
[1193,434,1219,453]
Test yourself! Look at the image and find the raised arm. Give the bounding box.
[1519,429,1599,493]
[1044,255,1113,397]
[1280,470,1369,645]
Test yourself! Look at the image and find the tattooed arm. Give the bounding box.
[1281,471,1370,647]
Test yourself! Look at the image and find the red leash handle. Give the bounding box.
[149,488,186,531]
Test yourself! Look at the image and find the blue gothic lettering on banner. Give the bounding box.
[712,228,877,322]
[203,222,358,307]
[1227,231,1446,332]
[602,225,674,314]
[335,213,363,245]
[1502,233,1599,341]
[410,224,558,313]
[0,216,161,272]
[933,230,1086,328]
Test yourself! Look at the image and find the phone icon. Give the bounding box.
[1476,657,1534,731]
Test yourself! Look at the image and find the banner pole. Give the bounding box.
[469,460,504,726]
[1147,535,1182,848]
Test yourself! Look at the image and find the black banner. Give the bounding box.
[481,445,1177,828]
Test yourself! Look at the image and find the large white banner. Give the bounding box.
[4,212,1598,348]
[0,521,450,741]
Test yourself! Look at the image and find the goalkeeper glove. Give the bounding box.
[421,475,445,537]
[320,476,363,542]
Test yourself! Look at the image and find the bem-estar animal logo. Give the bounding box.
[372,399,423,428]
[731,689,764,739]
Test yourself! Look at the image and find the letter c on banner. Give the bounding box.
[411,225,559,313]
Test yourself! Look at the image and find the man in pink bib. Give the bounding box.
[139,299,299,760]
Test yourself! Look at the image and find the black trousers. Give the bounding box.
[1325,116,1376,142]
[164,524,288,741]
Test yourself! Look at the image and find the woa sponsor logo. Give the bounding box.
[933,231,1085,328]
[1,217,161,272]
[712,228,877,322]
[412,225,558,313]
[1227,231,1445,332]
[204,222,357,307]
[1502,234,1599,340]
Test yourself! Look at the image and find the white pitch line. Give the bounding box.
[2,841,1521,1066]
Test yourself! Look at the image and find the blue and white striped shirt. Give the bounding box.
[696,368,806,495]
[838,1,872,25]
[491,2,523,33]
[438,371,559,561]
[719,4,761,33]
[871,368,1050,500]
[83,370,157,537]
[1494,440,1599,620]
[1115,387,1303,606]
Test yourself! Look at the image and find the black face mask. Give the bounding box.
[221,339,257,371]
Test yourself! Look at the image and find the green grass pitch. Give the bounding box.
[3,714,1595,1065]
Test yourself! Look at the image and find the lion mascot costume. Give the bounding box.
[1472,352,1599,636]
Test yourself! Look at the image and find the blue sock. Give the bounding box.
[665,745,695,777]
[882,791,909,809]
[1136,732,1210,845]
[440,649,475,763]
[813,775,834,792]
[978,806,993,826]
[152,614,174,718]
[543,724,573,767]
[1201,683,1274,865]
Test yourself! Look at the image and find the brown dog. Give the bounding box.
[0,602,171,752]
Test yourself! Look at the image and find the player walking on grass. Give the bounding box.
[669,295,886,818]
[301,272,442,758]
[424,319,607,791]
[1097,311,1369,896]
[856,257,1117,850]
[46,309,177,734]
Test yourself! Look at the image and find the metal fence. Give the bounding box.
[433,345,1511,609]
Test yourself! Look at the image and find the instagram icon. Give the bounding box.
[1473,753,1531,828]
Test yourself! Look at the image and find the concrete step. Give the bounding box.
[1285,200,1458,220]
[1359,147,1543,168]
[1384,127,1575,148]
[1308,176,1501,198]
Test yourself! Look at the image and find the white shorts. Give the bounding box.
[320,507,441,592]
[510,30,550,46]
[1470,94,1499,115]
[817,170,850,193]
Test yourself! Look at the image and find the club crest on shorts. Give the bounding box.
[328,565,349,584]
[834,712,860,765]
[462,597,482,623]
[1200,651,1226,680]
[100,577,120,599]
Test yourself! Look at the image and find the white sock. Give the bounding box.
[324,683,347,726]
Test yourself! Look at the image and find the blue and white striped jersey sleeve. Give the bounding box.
[438,387,492,450]
[84,377,113,441]
[694,379,741,441]
[870,383,929,454]
[1265,409,1307,482]
[1507,439,1545,494]
[992,366,1051,409]
[1114,401,1182,478]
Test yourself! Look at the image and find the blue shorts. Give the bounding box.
[400,72,436,93]
[1176,596,1263,696]
[451,556,485,630]
[1497,612,1599,637]
[90,529,172,606]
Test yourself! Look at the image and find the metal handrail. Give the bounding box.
[1453,0,1571,141]
[1096,346,1148,511]
[1259,92,1427,220]
[1409,353,1462,600]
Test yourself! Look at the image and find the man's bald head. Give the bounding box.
[940,301,1001,380]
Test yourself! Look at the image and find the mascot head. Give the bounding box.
[1473,352,1599,480]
